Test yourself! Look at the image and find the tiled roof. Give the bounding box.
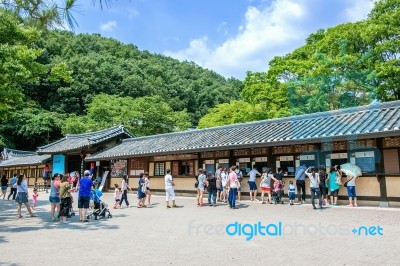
[37,125,134,154]
[0,153,51,167]
[1,148,37,160]
[87,101,400,160]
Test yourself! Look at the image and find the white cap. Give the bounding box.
[84,170,90,176]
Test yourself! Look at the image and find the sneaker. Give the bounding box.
[172,205,178,208]
[313,206,317,209]
[166,206,171,208]
[261,201,266,204]
[301,201,305,204]
[353,203,358,207]
[255,199,260,202]
[346,204,353,207]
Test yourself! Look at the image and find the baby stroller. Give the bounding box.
[87,189,112,220]
[272,180,285,204]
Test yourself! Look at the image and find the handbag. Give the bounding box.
[141,184,146,193]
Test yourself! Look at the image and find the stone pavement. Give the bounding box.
[1,191,399,266]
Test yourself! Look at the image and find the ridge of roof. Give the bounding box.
[119,100,398,144]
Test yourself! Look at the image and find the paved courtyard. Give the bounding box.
[1,191,399,266]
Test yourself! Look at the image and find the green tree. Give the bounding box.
[0,9,45,122]
[197,100,268,129]
[62,94,191,136]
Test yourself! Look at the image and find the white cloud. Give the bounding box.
[344,0,374,21]
[100,21,118,32]
[163,0,374,80]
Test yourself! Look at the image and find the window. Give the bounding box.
[179,161,191,176]
[205,164,215,175]
[299,154,317,168]
[154,162,165,176]
[239,162,252,175]
[351,151,375,173]
[325,153,348,172]
[277,156,294,175]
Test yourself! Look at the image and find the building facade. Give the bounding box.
[86,101,400,207]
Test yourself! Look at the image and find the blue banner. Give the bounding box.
[52,154,65,175]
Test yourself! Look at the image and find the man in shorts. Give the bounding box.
[248,166,260,201]
[78,170,93,222]
[165,169,178,208]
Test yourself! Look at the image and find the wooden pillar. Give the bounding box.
[376,138,389,207]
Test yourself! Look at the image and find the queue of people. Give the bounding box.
[2,164,359,220]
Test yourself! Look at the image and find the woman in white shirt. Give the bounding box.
[13,174,36,218]
[305,167,322,209]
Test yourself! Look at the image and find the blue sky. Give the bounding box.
[72,0,375,80]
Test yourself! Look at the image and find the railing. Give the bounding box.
[34,182,48,192]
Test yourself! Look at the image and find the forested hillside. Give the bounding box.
[0,9,243,150]
[1,0,400,151]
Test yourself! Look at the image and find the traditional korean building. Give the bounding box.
[0,149,51,186]
[87,101,400,207]
[36,125,134,187]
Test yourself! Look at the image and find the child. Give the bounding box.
[288,181,296,205]
[113,184,122,209]
[32,188,39,209]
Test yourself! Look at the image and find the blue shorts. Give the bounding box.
[248,181,257,191]
[289,192,295,200]
[49,196,61,204]
[78,196,91,209]
[1,186,7,190]
[347,186,357,198]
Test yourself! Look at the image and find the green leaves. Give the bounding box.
[62,94,191,136]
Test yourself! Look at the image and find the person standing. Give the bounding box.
[328,166,341,206]
[7,174,18,200]
[206,173,217,207]
[305,167,322,209]
[49,174,61,222]
[59,175,72,223]
[144,172,151,205]
[227,166,239,209]
[119,175,130,208]
[248,166,260,201]
[220,168,228,203]
[1,175,9,199]
[318,167,328,206]
[260,170,277,204]
[196,169,206,207]
[288,181,296,205]
[43,164,50,193]
[13,174,36,218]
[137,173,147,208]
[215,166,222,202]
[78,170,93,222]
[346,174,358,207]
[235,166,243,201]
[165,169,177,208]
[295,166,306,204]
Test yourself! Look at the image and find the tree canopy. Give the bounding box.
[198,0,400,128]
